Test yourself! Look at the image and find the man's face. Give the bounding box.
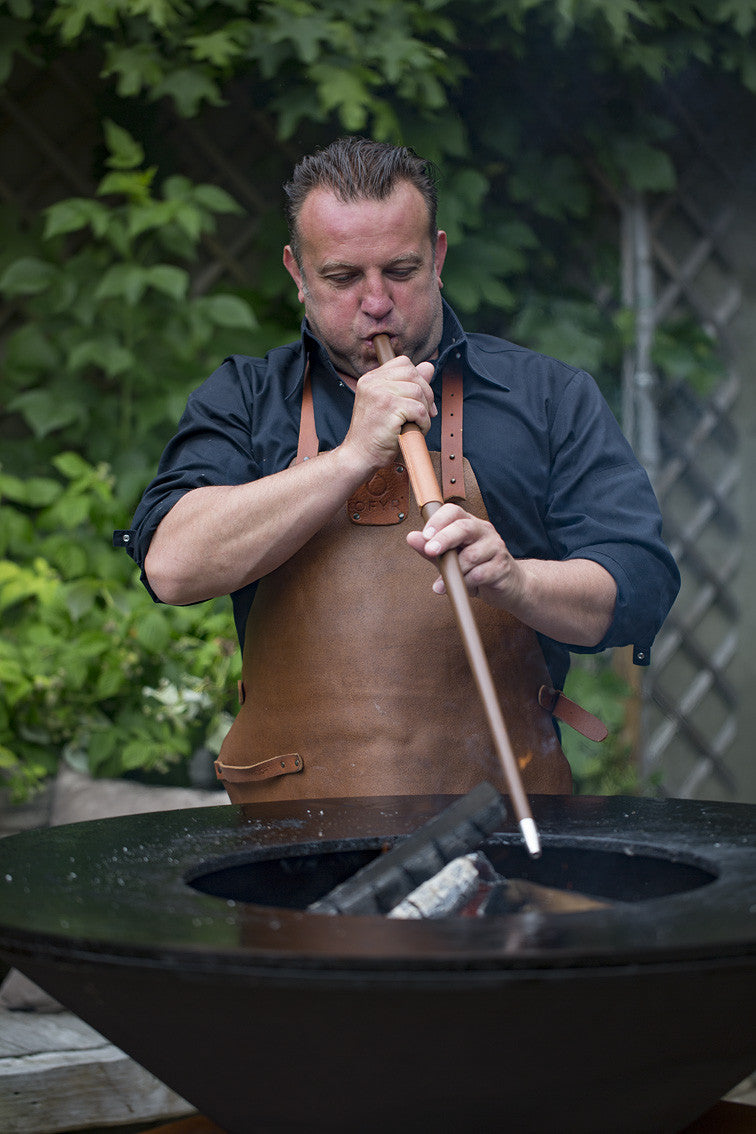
[283,181,447,380]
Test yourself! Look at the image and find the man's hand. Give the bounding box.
[406,503,617,648]
[342,355,436,469]
[407,504,522,604]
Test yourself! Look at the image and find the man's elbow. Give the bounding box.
[143,544,196,606]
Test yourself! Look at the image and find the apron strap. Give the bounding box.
[296,358,466,502]
[296,361,319,463]
[441,358,465,501]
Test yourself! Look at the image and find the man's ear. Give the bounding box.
[283,246,306,304]
[434,230,448,287]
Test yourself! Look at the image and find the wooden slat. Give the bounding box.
[0,1007,194,1134]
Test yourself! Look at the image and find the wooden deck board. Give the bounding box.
[0,1006,194,1134]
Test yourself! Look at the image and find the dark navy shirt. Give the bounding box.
[125,302,680,690]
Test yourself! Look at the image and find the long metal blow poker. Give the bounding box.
[373,334,541,858]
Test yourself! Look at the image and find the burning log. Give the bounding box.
[386,850,611,920]
[387,853,489,919]
[308,780,506,916]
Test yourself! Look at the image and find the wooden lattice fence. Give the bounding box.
[618,85,745,800]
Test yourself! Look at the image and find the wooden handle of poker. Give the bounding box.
[372,334,537,837]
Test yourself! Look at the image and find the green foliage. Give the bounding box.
[652,316,727,396]
[0,118,254,797]
[562,656,641,796]
[0,453,239,801]
[0,119,256,498]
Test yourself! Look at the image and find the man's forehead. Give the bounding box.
[296,183,432,253]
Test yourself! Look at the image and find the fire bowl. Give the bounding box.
[0,793,754,1133]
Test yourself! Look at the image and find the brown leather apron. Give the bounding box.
[216,362,574,803]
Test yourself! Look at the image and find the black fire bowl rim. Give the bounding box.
[0,793,755,975]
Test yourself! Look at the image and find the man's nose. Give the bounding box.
[360,275,393,320]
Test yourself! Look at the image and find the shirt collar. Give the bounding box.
[436,300,511,391]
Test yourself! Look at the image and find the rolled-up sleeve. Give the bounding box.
[127,358,262,592]
[545,369,680,659]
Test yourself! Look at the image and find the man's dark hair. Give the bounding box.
[284,136,439,265]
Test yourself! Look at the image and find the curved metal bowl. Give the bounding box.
[0,793,754,1133]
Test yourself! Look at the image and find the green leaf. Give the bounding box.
[94,263,149,304]
[716,0,756,35]
[42,535,88,578]
[0,257,58,296]
[199,293,257,329]
[6,389,82,438]
[173,203,204,241]
[146,264,188,301]
[190,183,243,215]
[126,0,184,29]
[611,139,677,192]
[47,0,119,41]
[67,337,135,377]
[185,22,252,67]
[44,198,109,239]
[53,452,94,481]
[0,743,20,770]
[63,580,98,621]
[5,323,60,376]
[2,1,34,19]
[126,200,179,239]
[310,63,375,131]
[151,68,226,117]
[95,666,126,699]
[102,42,166,97]
[0,474,61,507]
[135,608,172,652]
[97,168,156,203]
[262,9,331,64]
[103,120,145,170]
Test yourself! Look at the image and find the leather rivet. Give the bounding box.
[280,759,286,768]
[295,757,301,767]
[396,465,404,474]
[352,512,360,520]
[449,453,456,460]
[450,477,456,484]
[398,512,405,520]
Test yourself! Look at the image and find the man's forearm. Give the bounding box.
[144,355,439,605]
[508,557,617,647]
[144,445,368,604]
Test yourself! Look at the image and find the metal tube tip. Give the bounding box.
[519,816,541,859]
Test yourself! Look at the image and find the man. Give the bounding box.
[122,137,679,804]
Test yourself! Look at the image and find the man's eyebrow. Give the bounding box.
[318,252,424,274]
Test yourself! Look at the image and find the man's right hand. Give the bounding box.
[343,355,437,471]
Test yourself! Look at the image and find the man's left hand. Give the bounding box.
[406,503,522,606]
[406,503,617,647]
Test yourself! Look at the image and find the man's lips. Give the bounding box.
[364,332,397,351]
